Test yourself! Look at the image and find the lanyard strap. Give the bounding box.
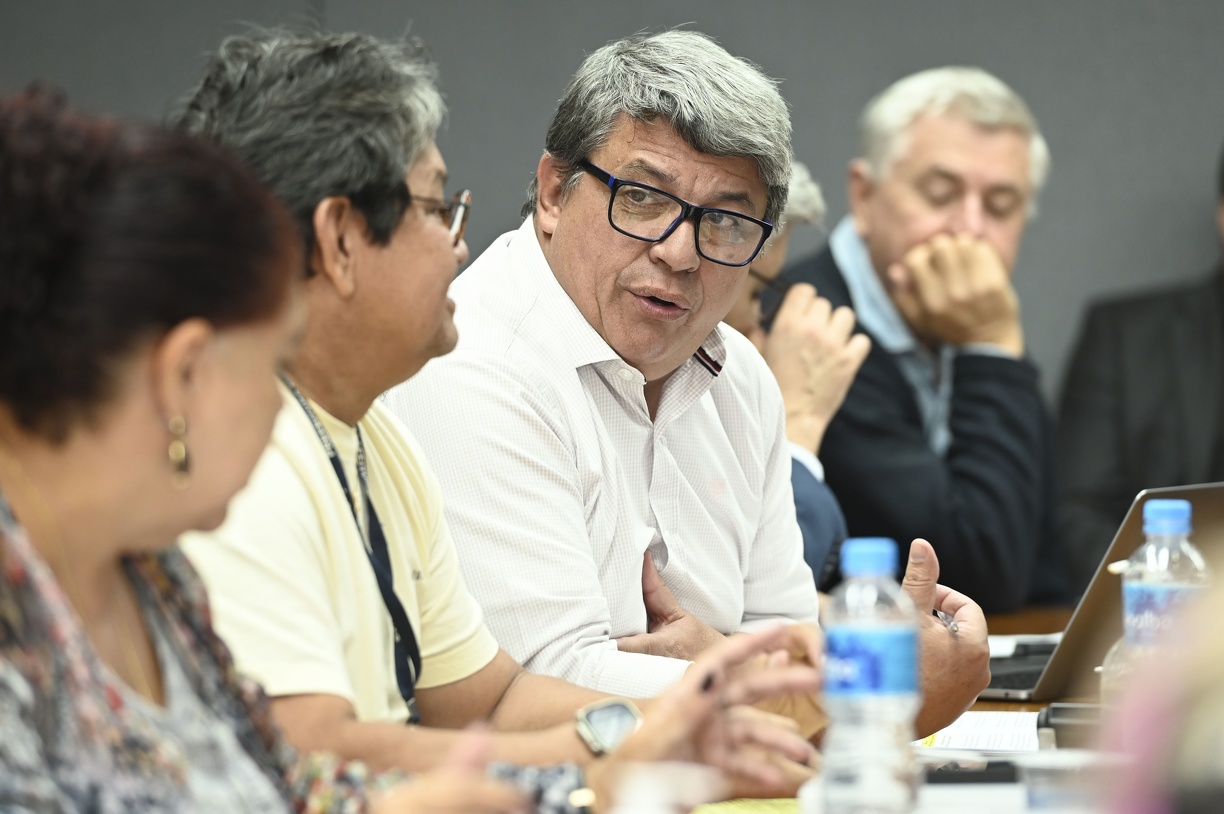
[281,376,422,723]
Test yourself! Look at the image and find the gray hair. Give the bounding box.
[522,30,792,225]
[859,66,1050,213]
[174,29,445,263]
[780,161,826,229]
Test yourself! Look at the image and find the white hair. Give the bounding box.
[781,161,825,228]
[860,66,1050,214]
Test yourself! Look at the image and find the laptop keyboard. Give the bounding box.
[987,650,1055,690]
[987,664,1046,689]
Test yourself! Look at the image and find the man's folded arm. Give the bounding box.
[387,353,692,698]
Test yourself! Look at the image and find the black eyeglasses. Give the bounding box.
[578,160,772,267]
[750,268,793,326]
[410,189,472,246]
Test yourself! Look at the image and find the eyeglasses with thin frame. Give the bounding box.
[409,189,472,246]
[578,161,772,267]
[749,268,793,326]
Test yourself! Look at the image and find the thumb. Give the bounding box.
[441,724,494,773]
[615,631,654,655]
[641,551,681,618]
[899,539,939,613]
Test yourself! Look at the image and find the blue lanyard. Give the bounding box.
[281,375,421,723]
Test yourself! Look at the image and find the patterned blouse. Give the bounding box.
[0,495,587,813]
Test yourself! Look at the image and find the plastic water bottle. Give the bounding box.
[1099,499,1209,706]
[822,538,920,814]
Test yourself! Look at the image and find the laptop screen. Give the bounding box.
[1033,481,1224,701]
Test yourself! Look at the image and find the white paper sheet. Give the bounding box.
[916,710,1041,754]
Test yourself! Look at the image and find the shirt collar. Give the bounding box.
[513,216,727,377]
[693,329,727,377]
[829,216,918,354]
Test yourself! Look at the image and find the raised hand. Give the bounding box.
[898,539,991,737]
[760,283,871,454]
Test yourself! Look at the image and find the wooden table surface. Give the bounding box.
[984,605,1073,636]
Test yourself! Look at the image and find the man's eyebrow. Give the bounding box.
[921,165,1025,196]
[711,190,756,209]
[917,167,965,185]
[619,159,759,211]
[619,159,676,186]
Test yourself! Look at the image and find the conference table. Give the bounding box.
[984,606,1074,636]
[697,606,1093,814]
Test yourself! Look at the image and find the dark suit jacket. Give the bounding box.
[790,459,846,591]
[1057,270,1224,594]
[783,246,1069,612]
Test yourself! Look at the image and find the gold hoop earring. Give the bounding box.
[167,414,190,489]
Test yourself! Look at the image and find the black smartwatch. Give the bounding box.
[574,698,643,755]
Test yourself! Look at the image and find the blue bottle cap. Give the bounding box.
[1143,499,1192,535]
[841,537,899,577]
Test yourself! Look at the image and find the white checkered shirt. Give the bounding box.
[383,218,819,698]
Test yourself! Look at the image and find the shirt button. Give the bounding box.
[618,368,634,381]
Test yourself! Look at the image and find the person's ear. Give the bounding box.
[1216,200,1224,248]
[150,318,214,426]
[847,158,877,239]
[535,153,569,237]
[310,196,363,299]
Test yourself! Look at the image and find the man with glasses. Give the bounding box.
[773,67,1071,613]
[386,31,990,739]
[176,28,804,780]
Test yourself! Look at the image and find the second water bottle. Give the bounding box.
[1100,498,1209,705]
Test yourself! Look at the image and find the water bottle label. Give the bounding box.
[825,626,917,695]
[1122,583,1206,647]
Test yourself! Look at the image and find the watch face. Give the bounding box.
[586,701,641,751]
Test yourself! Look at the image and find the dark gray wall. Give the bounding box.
[0,1,320,119]
[4,1,1223,402]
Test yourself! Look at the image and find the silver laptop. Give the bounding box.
[979,481,1224,701]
